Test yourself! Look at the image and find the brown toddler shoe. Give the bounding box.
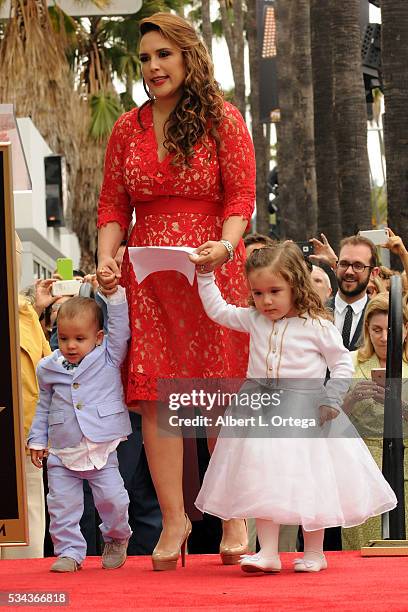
[50,557,82,572]
[102,539,129,569]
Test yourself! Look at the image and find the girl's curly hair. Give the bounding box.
[138,12,225,165]
[245,243,331,320]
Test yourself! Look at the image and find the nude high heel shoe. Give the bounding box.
[219,519,248,565]
[152,514,192,571]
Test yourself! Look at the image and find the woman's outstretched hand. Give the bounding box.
[189,241,229,273]
[96,255,121,295]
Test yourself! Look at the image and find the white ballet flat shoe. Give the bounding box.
[240,552,281,574]
[293,554,327,573]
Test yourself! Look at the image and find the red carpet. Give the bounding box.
[1,552,408,611]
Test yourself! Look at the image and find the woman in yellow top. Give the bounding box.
[1,235,51,559]
[342,292,408,549]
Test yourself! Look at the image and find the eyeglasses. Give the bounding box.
[337,260,373,273]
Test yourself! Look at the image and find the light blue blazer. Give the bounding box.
[28,298,132,450]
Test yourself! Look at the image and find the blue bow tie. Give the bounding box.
[62,359,79,371]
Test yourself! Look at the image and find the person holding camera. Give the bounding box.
[0,235,52,560]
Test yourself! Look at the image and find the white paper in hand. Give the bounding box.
[128,246,198,286]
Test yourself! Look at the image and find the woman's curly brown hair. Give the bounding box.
[138,12,225,166]
[245,243,332,320]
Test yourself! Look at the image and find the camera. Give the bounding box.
[295,242,314,257]
[51,280,82,297]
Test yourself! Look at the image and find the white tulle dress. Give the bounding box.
[194,274,397,531]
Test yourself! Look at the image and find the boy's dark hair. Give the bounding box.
[57,297,104,331]
[243,233,276,248]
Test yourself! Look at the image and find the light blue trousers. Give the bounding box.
[47,451,132,564]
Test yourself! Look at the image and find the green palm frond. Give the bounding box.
[186,6,201,24]
[137,0,183,18]
[48,5,79,58]
[120,90,137,112]
[223,87,235,103]
[48,5,77,34]
[104,15,140,48]
[104,44,140,88]
[211,18,224,39]
[89,91,122,140]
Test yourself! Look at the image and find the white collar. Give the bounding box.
[335,292,368,315]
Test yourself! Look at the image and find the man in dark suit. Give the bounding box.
[324,235,379,550]
[331,235,379,351]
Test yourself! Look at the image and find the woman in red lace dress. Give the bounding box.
[97,12,255,570]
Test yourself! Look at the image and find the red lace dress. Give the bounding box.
[97,101,256,404]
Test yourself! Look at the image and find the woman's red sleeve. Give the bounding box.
[217,102,256,223]
[97,113,133,232]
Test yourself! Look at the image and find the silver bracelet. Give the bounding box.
[220,239,234,262]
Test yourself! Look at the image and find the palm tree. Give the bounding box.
[331,0,371,235]
[246,0,268,234]
[292,0,317,238]
[0,0,187,270]
[381,0,408,269]
[310,0,342,251]
[275,0,317,240]
[218,0,245,117]
[275,0,298,239]
[59,13,123,270]
[70,0,185,269]
[201,0,212,56]
[0,0,83,225]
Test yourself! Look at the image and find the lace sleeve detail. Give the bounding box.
[97,111,135,231]
[217,102,256,222]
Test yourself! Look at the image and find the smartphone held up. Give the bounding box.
[371,368,386,388]
[358,229,389,246]
[52,258,81,297]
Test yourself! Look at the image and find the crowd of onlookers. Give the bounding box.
[2,227,408,560]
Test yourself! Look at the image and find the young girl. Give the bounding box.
[195,243,397,573]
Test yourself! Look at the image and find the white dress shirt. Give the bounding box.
[334,292,368,341]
